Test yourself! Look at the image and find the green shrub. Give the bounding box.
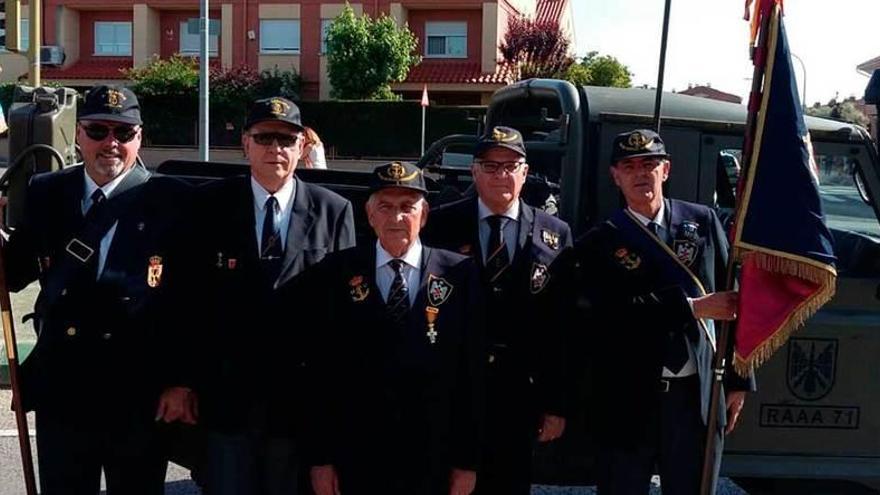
[124,54,199,96]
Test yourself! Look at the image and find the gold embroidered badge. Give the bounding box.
[106,89,126,109]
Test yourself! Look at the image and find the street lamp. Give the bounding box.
[790,52,807,109]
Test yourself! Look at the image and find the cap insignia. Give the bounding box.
[106,89,126,109]
[269,98,290,117]
[379,162,419,182]
[620,131,653,152]
[491,127,517,143]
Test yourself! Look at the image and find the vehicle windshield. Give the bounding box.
[815,153,880,240]
[716,148,880,241]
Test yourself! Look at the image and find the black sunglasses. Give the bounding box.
[81,124,139,144]
[249,132,300,148]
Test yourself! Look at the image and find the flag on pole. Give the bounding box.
[731,0,837,375]
[420,84,429,107]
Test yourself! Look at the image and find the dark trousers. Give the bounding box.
[597,375,723,495]
[339,461,448,495]
[474,360,539,495]
[35,411,167,495]
[205,430,299,495]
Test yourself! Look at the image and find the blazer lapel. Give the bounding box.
[405,246,434,339]
[663,198,677,246]
[67,166,87,227]
[277,178,315,287]
[515,200,534,257]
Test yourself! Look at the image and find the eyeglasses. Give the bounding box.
[249,132,300,148]
[476,160,525,174]
[81,124,139,144]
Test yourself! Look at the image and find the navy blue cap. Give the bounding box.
[610,129,670,165]
[245,97,303,131]
[369,161,427,194]
[474,126,526,158]
[79,85,142,125]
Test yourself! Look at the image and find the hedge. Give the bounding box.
[0,83,487,157]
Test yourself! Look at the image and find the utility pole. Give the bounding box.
[28,0,39,86]
[198,0,209,161]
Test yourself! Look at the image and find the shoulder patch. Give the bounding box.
[541,229,561,250]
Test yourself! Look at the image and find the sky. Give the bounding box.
[570,0,879,106]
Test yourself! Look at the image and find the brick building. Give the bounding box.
[0,0,573,103]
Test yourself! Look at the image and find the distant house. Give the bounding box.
[857,56,880,76]
[678,84,742,105]
[0,0,574,104]
[857,56,879,144]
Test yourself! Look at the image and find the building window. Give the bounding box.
[0,17,29,51]
[95,21,131,56]
[425,21,466,58]
[180,18,219,57]
[320,19,331,54]
[260,19,300,54]
[20,19,28,50]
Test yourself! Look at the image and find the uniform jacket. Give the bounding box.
[423,197,572,416]
[180,174,355,434]
[306,244,486,493]
[3,164,188,423]
[559,198,755,444]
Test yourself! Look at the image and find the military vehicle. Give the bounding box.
[3,79,880,488]
[408,79,880,488]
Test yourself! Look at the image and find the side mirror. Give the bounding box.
[853,163,871,205]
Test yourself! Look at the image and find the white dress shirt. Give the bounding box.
[252,176,296,253]
[628,203,698,378]
[478,199,520,263]
[376,239,422,305]
[82,167,133,278]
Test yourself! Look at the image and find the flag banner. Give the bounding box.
[420,84,429,107]
[732,2,837,376]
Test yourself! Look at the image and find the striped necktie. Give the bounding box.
[386,259,410,325]
[486,215,511,284]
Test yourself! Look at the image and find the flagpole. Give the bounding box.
[652,0,672,132]
[698,5,773,494]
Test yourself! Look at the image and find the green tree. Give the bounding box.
[325,5,420,100]
[806,98,869,127]
[562,63,591,87]
[499,15,574,80]
[576,51,633,88]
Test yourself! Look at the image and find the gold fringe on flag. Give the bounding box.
[731,249,837,376]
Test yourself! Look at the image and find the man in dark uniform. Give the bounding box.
[423,126,572,494]
[176,96,355,495]
[555,129,754,494]
[1,84,191,494]
[308,161,485,495]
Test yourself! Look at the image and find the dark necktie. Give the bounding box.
[386,259,410,325]
[83,189,106,281]
[486,215,511,285]
[648,221,690,373]
[260,196,283,282]
[648,221,663,241]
